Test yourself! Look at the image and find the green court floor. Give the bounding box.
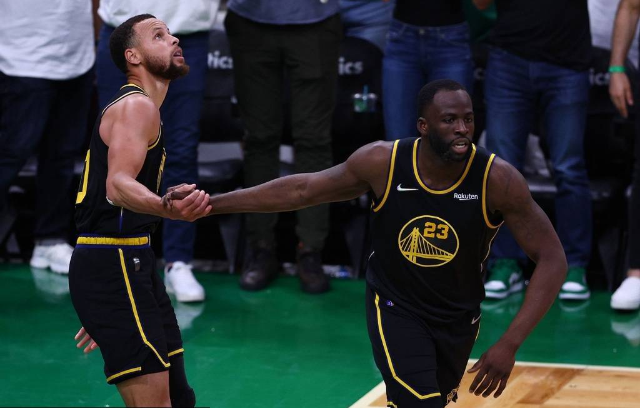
[1,263,638,407]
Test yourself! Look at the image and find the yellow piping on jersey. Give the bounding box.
[106,366,142,383]
[148,125,162,150]
[375,293,441,401]
[482,154,503,229]
[76,149,91,204]
[372,140,399,213]
[412,139,476,194]
[121,83,148,95]
[481,227,501,268]
[76,235,150,246]
[168,348,184,357]
[156,149,166,192]
[118,249,171,369]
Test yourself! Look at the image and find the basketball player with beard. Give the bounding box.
[168,79,567,407]
[69,15,211,407]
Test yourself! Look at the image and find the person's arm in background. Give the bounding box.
[610,0,640,118]
[472,0,494,11]
[467,158,567,399]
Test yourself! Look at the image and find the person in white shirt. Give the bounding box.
[0,0,95,274]
[95,0,219,303]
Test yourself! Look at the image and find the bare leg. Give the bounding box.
[116,371,171,407]
[628,269,640,278]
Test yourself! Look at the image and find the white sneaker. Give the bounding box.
[164,261,205,303]
[611,277,640,311]
[30,243,73,274]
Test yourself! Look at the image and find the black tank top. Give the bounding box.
[367,138,503,324]
[75,84,166,235]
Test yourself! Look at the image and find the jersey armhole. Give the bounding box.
[148,125,162,150]
[372,140,400,213]
[482,154,504,229]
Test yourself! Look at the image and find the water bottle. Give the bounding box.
[352,85,377,113]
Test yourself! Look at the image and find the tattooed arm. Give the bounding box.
[468,157,567,398]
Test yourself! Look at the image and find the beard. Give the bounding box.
[145,54,190,80]
[427,129,472,163]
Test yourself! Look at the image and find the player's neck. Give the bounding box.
[417,140,469,190]
[125,73,169,109]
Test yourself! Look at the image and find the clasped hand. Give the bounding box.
[161,183,211,221]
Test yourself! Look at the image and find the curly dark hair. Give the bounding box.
[109,14,156,74]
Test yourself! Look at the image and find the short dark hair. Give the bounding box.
[109,14,156,74]
[417,79,467,118]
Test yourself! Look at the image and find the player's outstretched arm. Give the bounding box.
[468,157,567,399]
[102,95,211,221]
[200,141,394,215]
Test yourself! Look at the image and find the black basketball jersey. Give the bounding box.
[368,137,503,324]
[75,84,166,235]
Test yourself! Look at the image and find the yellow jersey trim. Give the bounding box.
[106,366,142,383]
[168,348,185,357]
[77,236,150,246]
[375,293,441,400]
[372,140,400,213]
[387,402,399,408]
[482,154,503,229]
[481,227,500,267]
[121,83,148,95]
[148,125,162,150]
[118,249,171,369]
[75,149,91,204]
[412,139,476,195]
[156,149,166,193]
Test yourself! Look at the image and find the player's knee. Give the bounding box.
[170,386,195,408]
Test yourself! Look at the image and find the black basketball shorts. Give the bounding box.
[69,234,183,384]
[366,286,480,408]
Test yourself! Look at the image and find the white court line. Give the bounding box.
[486,359,640,373]
[348,360,640,408]
[349,381,386,408]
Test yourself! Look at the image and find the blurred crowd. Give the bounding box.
[1,0,640,314]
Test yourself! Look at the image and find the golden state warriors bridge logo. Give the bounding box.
[397,215,459,267]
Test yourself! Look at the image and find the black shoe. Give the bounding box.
[297,245,330,294]
[239,241,279,291]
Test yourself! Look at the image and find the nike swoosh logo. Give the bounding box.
[472,314,481,325]
[397,184,418,192]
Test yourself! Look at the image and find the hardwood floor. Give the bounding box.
[352,362,640,408]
